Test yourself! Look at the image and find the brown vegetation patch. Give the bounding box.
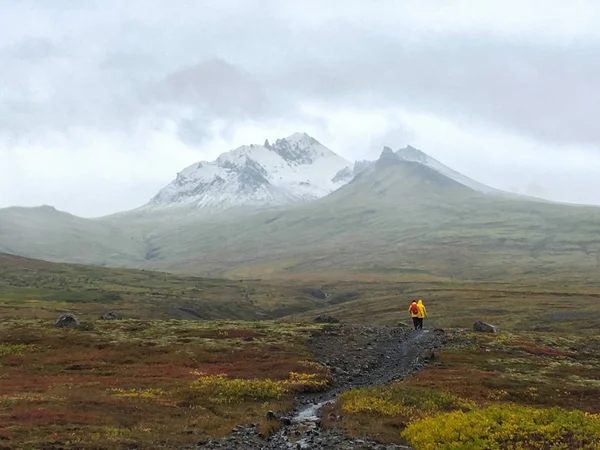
[0,319,324,449]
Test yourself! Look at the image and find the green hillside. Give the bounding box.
[0,253,332,321]
[143,160,600,282]
[0,206,145,266]
[2,158,600,282]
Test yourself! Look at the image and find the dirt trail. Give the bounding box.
[196,325,446,449]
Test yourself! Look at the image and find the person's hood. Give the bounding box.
[417,300,424,306]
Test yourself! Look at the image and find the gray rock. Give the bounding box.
[419,349,436,361]
[54,313,80,328]
[99,311,122,320]
[473,321,499,333]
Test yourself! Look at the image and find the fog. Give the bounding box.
[1,0,600,216]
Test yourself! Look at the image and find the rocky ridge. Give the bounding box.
[146,133,351,211]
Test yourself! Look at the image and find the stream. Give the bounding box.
[196,326,446,449]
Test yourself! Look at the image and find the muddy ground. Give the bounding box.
[193,324,446,449]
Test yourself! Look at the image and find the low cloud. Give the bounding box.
[1,0,600,215]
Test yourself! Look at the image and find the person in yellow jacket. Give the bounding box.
[417,299,427,329]
[408,300,420,329]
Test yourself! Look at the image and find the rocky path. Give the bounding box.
[196,325,446,449]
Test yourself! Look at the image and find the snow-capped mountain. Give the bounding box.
[147,133,352,210]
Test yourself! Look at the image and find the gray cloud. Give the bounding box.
[1,0,600,216]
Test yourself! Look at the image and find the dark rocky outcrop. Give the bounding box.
[473,321,499,333]
[54,313,80,328]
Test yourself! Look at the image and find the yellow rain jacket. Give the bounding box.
[417,299,427,319]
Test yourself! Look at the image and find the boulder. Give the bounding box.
[473,321,499,333]
[99,311,122,320]
[279,417,292,426]
[100,311,123,320]
[54,313,80,328]
[315,315,340,324]
[419,349,436,361]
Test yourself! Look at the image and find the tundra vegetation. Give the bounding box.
[2,254,600,448]
[0,319,329,448]
[326,332,600,448]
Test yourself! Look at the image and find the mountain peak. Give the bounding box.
[284,131,318,144]
[376,146,401,168]
[147,133,351,211]
[396,145,428,163]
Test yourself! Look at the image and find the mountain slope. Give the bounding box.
[0,206,145,266]
[357,145,539,201]
[143,150,600,281]
[3,145,600,282]
[146,132,351,210]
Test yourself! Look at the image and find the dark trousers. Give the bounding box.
[412,317,420,329]
[417,318,424,329]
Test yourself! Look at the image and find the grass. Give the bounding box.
[326,331,600,448]
[288,276,600,334]
[0,253,336,321]
[0,319,330,449]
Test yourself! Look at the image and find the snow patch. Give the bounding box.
[146,133,352,211]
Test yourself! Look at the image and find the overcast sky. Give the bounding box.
[1,0,600,217]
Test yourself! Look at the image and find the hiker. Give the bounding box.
[417,299,427,329]
[408,300,420,329]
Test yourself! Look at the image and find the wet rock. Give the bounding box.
[280,417,292,426]
[473,321,499,333]
[265,410,277,421]
[332,366,348,375]
[54,313,80,328]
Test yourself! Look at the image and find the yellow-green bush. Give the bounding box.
[339,386,475,424]
[189,374,287,404]
[402,405,600,450]
[0,343,35,356]
[187,371,329,404]
[109,388,166,400]
[287,371,329,392]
